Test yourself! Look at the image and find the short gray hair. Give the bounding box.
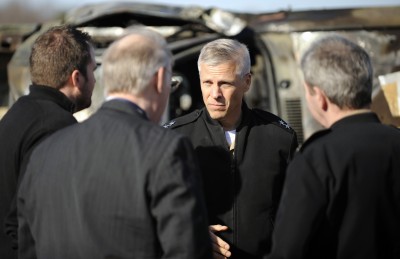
[301,35,373,109]
[102,26,173,95]
[198,39,250,77]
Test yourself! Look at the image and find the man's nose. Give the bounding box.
[210,85,221,99]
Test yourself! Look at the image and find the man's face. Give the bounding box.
[199,61,250,129]
[75,47,97,112]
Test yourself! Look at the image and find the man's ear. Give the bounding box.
[244,73,251,92]
[155,66,166,94]
[314,86,328,111]
[71,69,82,89]
[60,69,81,99]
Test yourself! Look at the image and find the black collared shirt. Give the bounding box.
[165,102,298,258]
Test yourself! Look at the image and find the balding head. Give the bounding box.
[102,27,173,96]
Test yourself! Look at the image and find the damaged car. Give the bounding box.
[3,3,400,143]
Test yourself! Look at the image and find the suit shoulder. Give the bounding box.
[299,129,331,152]
[251,108,295,133]
[389,124,400,131]
[163,109,203,129]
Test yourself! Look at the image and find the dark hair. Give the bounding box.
[29,24,93,89]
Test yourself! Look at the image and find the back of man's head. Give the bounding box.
[102,26,172,96]
[30,25,93,89]
[301,35,373,110]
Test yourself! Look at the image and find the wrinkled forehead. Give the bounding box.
[199,61,238,74]
[199,60,241,75]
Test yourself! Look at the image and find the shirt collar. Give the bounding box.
[29,84,75,113]
[331,112,380,129]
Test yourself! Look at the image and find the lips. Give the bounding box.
[208,103,225,110]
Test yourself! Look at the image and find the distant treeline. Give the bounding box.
[0,1,64,23]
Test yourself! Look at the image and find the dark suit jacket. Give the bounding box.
[165,103,298,258]
[268,113,400,259]
[0,84,76,258]
[17,99,212,259]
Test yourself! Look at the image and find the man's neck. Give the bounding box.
[221,113,242,131]
[327,108,371,128]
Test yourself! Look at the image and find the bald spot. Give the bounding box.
[115,34,155,52]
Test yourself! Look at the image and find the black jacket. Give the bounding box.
[165,103,298,258]
[0,84,76,258]
[17,99,212,259]
[268,113,400,259]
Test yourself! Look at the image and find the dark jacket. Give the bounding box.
[17,99,212,259]
[0,84,76,258]
[268,112,400,259]
[164,103,298,259]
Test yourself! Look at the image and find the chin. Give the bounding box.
[208,111,225,121]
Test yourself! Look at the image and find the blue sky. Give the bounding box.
[4,0,400,13]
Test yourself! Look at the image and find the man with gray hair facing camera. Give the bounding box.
[17,27,212,259]
[268,35,400,259]
[164,38,298,259]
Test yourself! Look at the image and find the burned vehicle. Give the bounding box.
[0,23,38,117]
[4,3,400,143]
